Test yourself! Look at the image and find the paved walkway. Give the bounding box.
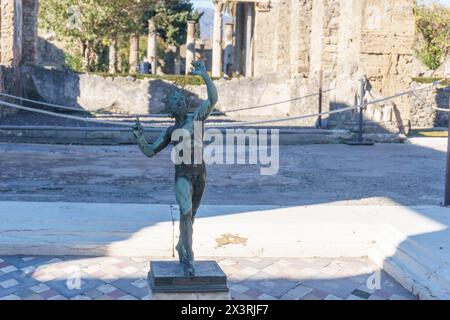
[0,256,416,300]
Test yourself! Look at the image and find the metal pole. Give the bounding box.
[358,78,366,144]
[318,69,323,128]
[445,91,450,206]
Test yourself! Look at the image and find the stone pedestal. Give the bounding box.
[148,261,230,300]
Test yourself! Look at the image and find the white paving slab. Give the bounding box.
[0,201,449,299]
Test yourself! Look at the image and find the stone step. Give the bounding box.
[369,227,450,300]
[0,125,357,145]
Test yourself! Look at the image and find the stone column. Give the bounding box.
[223,23,234,77]
[212,1,224,78]
[171,45,181,75]
[129,34,140,73]
[196,40,205,61]
[1,0,23,67]
[147,19,157,75]
[234,4,245,75]
[109,37,117,74]
[185,20,196,75]
[245,3,254,77]
[22,0,39,65]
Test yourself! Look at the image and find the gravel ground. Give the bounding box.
[0,138,446,206]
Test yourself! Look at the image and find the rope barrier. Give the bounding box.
[222,88,335,114]
[0,92,87,112]
[0,81,345,117]
[0,80,443,129]
[0,100,135,127]
[434,107,450,112]
[209,106,358,127]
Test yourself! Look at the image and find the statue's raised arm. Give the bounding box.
[132,118,171,158]
[191,61,218,121]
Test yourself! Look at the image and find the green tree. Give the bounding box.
[149,1,202,73]
[39,0,157,71]
[40,0,200,74]
[415,3,450,70]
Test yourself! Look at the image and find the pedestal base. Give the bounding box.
[148,260,230,300]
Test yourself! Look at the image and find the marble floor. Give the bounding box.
[0,256,417,300]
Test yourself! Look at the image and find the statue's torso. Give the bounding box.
[170,115,205,168]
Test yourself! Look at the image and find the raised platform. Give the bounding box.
[0,125,362,145]
[148,260,229,300]
[0,201,449,299]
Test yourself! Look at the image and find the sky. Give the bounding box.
[421,0,450,5]
[192,0,450,9]
[192,0,214,9]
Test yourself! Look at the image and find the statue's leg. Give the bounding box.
[175,176,195,276]
[191,169,207,225]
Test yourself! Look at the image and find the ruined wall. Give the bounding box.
[253,0,312,78]
[357,0,416,132]
[249,0,416,131]
[22,65,298,119]
[409,83,450,129]
[1,0,23,67]
[0,0,39,118]
[22,0,39,65]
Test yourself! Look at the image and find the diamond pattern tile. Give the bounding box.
[0,256,417,300]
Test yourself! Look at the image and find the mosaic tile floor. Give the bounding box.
[0,256,417,300]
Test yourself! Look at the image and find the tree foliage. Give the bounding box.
[39,0,157,71]
[415,3,450,70]
[39,0,201,73]
[150,0,202,47]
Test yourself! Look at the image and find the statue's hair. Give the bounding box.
[164,88,189,114]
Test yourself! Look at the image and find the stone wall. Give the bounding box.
[0,0,38,118]
[237,0,416,132]
[409,82,450,129]
[22,66,170,114]
[20,66,450,132]
[22,65,299,119]
[22,0,39,65]
[0,0,23,67]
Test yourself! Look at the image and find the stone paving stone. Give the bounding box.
[0,294,21,300]
[0,279,20,289]
[241,272,301,298]
[346,294,365,300]
[257,293,277,300]
[351,289,372,300]
[44,277,104,299]
[0,265,18,274]
[301,278,360,299]
[325,294,344,300]
[281,285,313,300]
[48,295,68,300]
[110,278,149,298]
[389,294,414,301]
[23,294,44,300]
[0,255,418,301]
[72,295,92,300]
[302,289,329,300]
[229,283,249,294]
[83,288,104,299]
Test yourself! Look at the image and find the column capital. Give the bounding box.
[256,0,271,12]
[214,0,224,11]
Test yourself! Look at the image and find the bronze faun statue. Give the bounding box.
[132,61,218,276]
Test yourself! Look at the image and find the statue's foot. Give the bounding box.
[175,243,188,264]
[183,262,195,277]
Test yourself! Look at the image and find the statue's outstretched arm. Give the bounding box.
[133,120,171,158]
[192,61,218,121]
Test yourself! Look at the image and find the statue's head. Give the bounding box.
[164,88,189,119]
